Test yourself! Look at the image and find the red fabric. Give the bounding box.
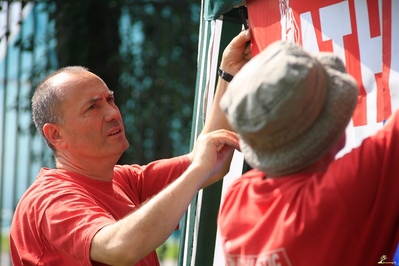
[218,111,399,265]
[10,156,189,266]
[246,0,394,126]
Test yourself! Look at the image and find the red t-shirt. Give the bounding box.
[218,111,399,266]
[10,156,190,266]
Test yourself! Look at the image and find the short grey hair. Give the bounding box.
[32,66,89,152]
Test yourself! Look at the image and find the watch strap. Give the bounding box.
[217,68,234,82]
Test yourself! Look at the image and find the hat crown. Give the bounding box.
[220,41,359,176]
[223,42,327,151]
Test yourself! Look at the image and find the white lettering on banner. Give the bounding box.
[290,0,398,144]
[280,0,300,43]
[354,0,382,125]
[299,12,319,52]
[225,248,292,266]
[299,1,351,67]
[319,1,352,61]
[250,0,398,127]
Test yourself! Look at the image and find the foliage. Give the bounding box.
[27,0,201,164]
[117,1,201,163]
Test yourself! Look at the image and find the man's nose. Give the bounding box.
[104,104,120,121]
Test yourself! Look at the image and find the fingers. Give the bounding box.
[191,130,239,177]
[197,129,239,151]
[244,41,252,60]
[231,29,251,48]
[211,129,240,150]
[194,130,240,162]
[220,30,252,75]
[219,130,240,151]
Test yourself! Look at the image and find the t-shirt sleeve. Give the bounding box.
[40,193,115,266]
[115,155,190,203]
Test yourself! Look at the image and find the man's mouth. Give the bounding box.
[108,129,121,136]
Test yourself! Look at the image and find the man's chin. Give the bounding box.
[123,140,129,151]
[110,140,129,155]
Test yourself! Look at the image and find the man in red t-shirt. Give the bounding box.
[10,31,252,266]
[218,41,399,265]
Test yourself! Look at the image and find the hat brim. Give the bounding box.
[240,65,358,177]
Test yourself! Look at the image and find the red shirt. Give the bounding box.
[218,111,399,266]
[10,156,189,266]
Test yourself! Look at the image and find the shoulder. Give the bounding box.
[18,168,95,211]
[229,169,266,188]
[221,169,266,204]
[114,155,190,178]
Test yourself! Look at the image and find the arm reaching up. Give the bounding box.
[191,29,252,188]
[91,129,239,265]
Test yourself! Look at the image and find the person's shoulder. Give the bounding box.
[16,169,84,212]
[36,168,82,186]
[381,109,399,130]
[113,155,190,175]
[239,168,266,181]
[229,169,266,189]
[28,168,96,200]
[242,169,266,178]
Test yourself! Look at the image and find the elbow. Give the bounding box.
[111,252,141,266]
[91,241,143,266]
[91,226,144,265]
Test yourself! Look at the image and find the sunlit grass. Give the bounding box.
[1,234,9,252]
[157,239,179,261]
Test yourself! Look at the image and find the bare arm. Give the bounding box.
[189,29,252,188]
[90,30,250,265]
[91,129,239,265]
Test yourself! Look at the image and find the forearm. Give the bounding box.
[199,77,235,188]
[198,30,251,187]
[90,164,208,265]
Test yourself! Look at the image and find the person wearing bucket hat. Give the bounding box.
[218,41,399,265]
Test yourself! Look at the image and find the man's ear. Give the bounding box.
[43,123,66,149]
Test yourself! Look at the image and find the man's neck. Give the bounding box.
[55,155,117,181]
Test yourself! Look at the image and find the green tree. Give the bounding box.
[42,0,200,164]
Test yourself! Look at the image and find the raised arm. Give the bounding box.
[90,30,250,266]
[202,29,251,133]
[192,29,252,188]
[90,129,239,265]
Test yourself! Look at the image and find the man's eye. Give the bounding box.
[107,97,116,103]
[88,104,96,110]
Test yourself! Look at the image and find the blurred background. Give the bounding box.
[0,0,201,265]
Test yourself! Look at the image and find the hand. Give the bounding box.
[220,29,252,75]
[189,129,239,181]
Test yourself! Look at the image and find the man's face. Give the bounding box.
[53,71,129,161]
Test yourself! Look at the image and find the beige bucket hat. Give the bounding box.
[220,41,358,177]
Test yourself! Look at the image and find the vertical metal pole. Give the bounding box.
[178,5,247,266]
[178,1,207,264]
[178,4,244,265]
[193,17,242,265]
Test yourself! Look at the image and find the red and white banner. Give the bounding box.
[246,0,399,154]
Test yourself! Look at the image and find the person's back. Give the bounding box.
[218,41,399,265]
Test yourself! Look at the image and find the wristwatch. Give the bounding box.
[217,68,234,82]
